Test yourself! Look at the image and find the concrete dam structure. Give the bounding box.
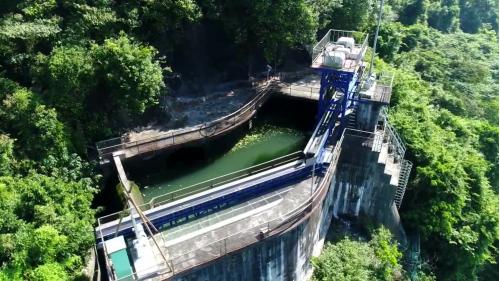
[94,29,412,281]
[171,129,408,281]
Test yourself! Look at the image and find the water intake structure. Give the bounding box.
[95,29,412,281]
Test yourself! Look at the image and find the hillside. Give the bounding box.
[0,0,497,280]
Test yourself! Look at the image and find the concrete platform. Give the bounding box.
[119,145,341,280]
[145,175,323,278]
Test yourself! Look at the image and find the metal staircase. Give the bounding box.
[394,159,412,208]
[347,105,358,129]
[372,129,384,152]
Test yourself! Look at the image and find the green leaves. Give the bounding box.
[203,0,317,64]
[252,0,318,62]
[319,0,377,31]
[35,33,165,140]
[0,135,14,176]
[0,174,95,279]
[370,228,403,280]
[313,239,376,281]
[91,33,164,114]
[0,88,69,162]
[0,16,60,41]
[378,26,499,279]
[43,45,94,118]
[18,0,57,19]
[312,227,404,281]
[30,263,69,281]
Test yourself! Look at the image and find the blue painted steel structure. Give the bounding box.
[315,69,365,143]
[316,69,361,136]
[310,29,368,146]
[100,164,327,240]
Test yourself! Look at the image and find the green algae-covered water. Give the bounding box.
[130,96,316,203]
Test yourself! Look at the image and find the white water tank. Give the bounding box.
[336,37,355,49]
[335,47,351,56]
[323,51,346,69]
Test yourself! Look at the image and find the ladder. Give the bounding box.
[394,160,412,208]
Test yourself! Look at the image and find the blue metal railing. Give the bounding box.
[145,151,304,209]
[97,163,325,240]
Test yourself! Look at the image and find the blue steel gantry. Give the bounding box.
[311,29,368,141]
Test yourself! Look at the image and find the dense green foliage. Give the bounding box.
[199,0,318,64]
[312,228,406,281]
[379,27,499,280]
[322,1,499,280]
[38,34,164,140]
[311,1,498,280]
[0,0,497,279]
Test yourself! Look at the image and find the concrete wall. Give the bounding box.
[174,172,338,281]
[356,102,382,132]
[330,135,407,242]
[174,134,406,281]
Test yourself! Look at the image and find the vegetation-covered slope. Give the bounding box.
[0,0,497,280]
[381,27,498,280]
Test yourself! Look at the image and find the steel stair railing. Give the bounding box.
[394,160,412,208]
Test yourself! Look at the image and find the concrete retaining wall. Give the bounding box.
[173,134,406,281]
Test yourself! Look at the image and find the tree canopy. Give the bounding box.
[0,0,497,279]
[312,228,407,281]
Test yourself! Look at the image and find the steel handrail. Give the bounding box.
[96,151,304,225]
[166,136,344,276]
[312,29,368,71]
[168,135,343,261]
[110,126,347,281]
[145,151,304,208]
[97,80,278,160]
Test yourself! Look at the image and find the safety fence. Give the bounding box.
[311,29,369,71]
[342,128,379,151]
[277,69,317,82]
[358,71,394,104]
[96,80,279,163]
[145,151,304,210]
[96,151,304,230]
[276,82,320,100]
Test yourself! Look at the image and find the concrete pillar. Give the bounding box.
[356,102,382,132]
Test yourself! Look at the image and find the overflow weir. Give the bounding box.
[95,29,412,281]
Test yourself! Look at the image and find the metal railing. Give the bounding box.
[96,80,279,162]
[277,70,317,82]
[342,128,378,150]
[145,151,304,209]
[384,122,406,160]
[394,160,412,208]
[276,82,320,100]
[96,151,304,227]
[373,72,394,104]
[343,128,394,157]
[378,72,395,88]
[312,29,369,71]
[112,137,345,281]
[357,71,394,104]
[380,107,406,160]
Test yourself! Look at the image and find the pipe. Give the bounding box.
[368,0,385,77]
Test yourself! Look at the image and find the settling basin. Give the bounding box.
[128,95,317,204]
